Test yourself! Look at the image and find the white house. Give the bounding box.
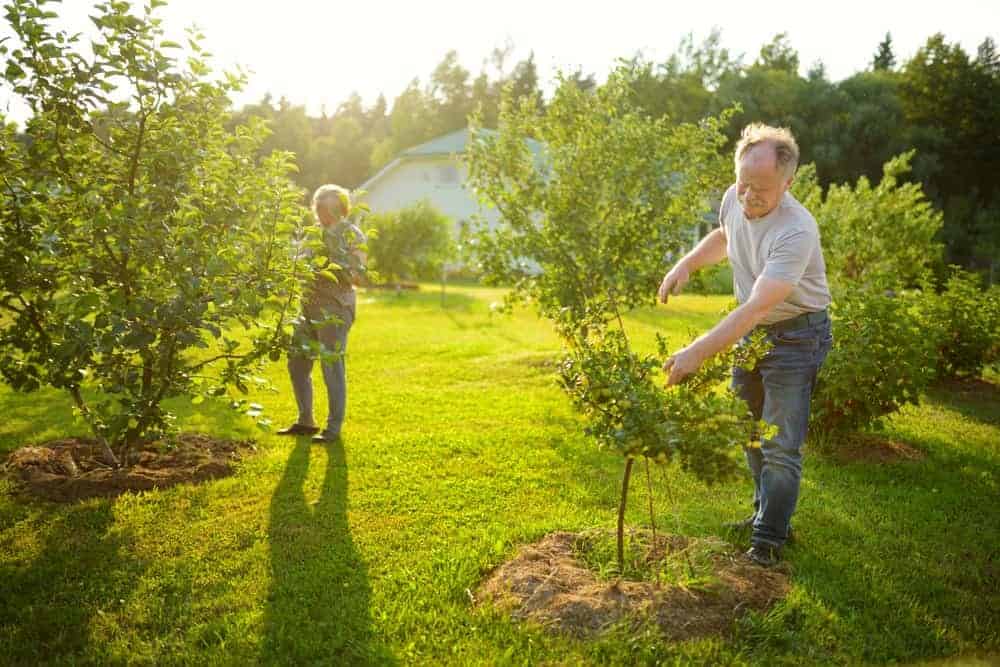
[358,128,542,235]
[360,127,709,253]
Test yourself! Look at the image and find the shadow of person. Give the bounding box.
[263,437,394,664]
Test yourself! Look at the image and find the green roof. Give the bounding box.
[400,128,543,158]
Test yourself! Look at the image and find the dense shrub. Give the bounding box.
[792,153,944,291]
[811,289,938,434]
[792,153,955,435]
[921,268,1000,379]
[365,200,455,285]
[686,261,733,295]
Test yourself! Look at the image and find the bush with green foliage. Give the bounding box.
[0,0,311,466]
[467,67,771,569]
[364,200,455,285]
[810,289,938,434]
[920,268,1000,379]
[792,152,944,291]
[686,261,733,295]
[791,153,956,434]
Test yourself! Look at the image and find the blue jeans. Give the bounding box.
[731,317,833,549]
[287,303,354,436]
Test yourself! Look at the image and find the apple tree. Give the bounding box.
[0,0,314,466]
[466,68,768,569]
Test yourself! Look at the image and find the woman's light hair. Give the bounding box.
[734,123,799,179]
[311,184,351,221]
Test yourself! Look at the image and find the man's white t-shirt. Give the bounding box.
[718,184,831,326]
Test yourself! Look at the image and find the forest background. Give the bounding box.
[215,31,1000,281]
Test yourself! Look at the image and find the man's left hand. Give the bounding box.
[663,345,703,386]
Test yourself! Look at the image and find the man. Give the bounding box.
[658,123,832,567]
[278,184,367,443]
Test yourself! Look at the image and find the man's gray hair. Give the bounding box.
[734,123,800,179]
[311,183,351,220]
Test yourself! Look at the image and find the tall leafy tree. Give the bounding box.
[429,50,473,135]
[508,52,544,111]
[0,0,310,466]
[756,33,800,74]
[900,33,1000,270]
[872,32,897,71]
[829,70,909,186]
[467,71,768,569]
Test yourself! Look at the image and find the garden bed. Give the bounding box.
[478,530,789,640]
[3,433,255,502]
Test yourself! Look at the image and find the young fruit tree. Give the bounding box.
[466,69,769,570]
[0,0,313,467]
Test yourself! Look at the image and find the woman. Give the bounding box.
[278,184,367,443]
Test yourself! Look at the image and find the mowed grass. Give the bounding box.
[1,286,998,665]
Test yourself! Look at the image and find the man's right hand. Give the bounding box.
[658,265,690,304]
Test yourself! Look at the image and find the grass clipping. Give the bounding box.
[478,530,790,640]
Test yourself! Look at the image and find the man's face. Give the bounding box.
[736,144,792,220]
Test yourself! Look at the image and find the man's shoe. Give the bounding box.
[745,543,781,568]
[311,430,340,443]
[276,423,320,436]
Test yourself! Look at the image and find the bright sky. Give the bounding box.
[2,0,998,123]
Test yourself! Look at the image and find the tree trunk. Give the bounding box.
[617,457,634,573]
[69,386,120,468]
[645,459,657,546]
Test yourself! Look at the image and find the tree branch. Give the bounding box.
[127,111,147,198]
[188,352,246,373]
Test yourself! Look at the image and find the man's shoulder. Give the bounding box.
[718,184,739,227]
[776,193,819,234]
[721,184,738,210]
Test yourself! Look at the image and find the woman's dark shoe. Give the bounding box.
[276,423,320,436]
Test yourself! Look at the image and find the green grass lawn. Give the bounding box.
[1,286,998,665]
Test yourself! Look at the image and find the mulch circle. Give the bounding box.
[476,530,790,641]
[2,434,256,503]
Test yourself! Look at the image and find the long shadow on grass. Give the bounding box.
[0,500,144,662]
[263,437,395,664]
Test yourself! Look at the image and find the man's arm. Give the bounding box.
[657,228,728,303]
[662,274,794,385]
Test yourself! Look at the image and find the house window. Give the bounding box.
[438,165,459,184]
